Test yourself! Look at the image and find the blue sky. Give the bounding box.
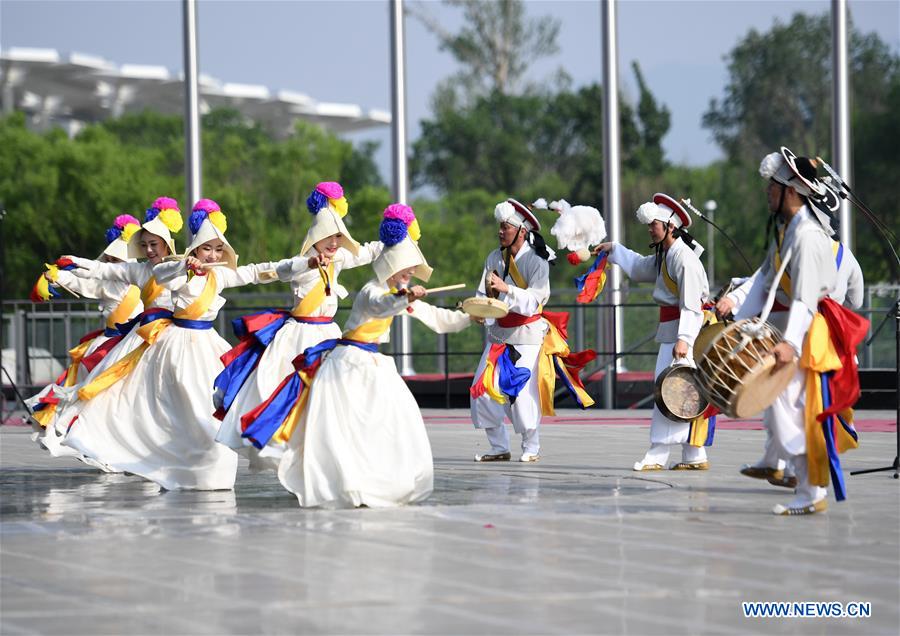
[2,0,897,189]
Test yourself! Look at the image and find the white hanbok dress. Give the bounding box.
[215,243,382,469]
[28,269,143,458]
[62,260,279,490]
[276,280,470,508]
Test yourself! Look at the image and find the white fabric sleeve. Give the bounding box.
[217,263,282,289]
[726,268,761,312]
[607,242,657,283]
[338,242,384,270]
[782,299,814,356]
[498,256,549,315]
[362,286,412,319]
[70,259,145,285]
[151,260,189,289]
[843,251,864,310]
[409,301,471,334]
[733,269,768,321]
[674,258,706,347]
[53,270,103,299]
[274,256,311,282]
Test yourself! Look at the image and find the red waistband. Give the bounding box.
[659,306,680,322]
[497,312,542,328]
[291,315,334,323]
[771,299,790,313]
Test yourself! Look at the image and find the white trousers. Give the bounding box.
[470,342,542,454]
[763,366,826,505]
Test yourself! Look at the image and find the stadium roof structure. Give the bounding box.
[0,47,391,137]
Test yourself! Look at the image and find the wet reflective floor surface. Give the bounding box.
[2,410,898,635]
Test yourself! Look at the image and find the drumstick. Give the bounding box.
[54,279,82,298]
[423,283,466,294]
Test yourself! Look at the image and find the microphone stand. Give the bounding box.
[850,297,900,478]
[815,158,899,479]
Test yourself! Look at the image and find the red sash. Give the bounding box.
[771,299,790,312]
[497,312,542,328]
[659,306,680,322]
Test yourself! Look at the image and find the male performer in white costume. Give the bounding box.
[718,233,863,490]
[470,199,552,463]
[596,193,712,471]
[725,148,839,515]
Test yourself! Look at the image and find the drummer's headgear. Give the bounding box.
[636,194,703,264]
[494,199,555,262]
[759,147,835,235]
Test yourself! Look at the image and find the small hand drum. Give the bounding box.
[461,297,509,319]
[696,318,796,418]
[693,320,727,360]
[654,363,709,422]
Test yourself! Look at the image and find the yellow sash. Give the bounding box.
[800,313,858,487]
[78,272,218,401]
[343,316,394,343]
[107,285,142,329]
[661,256,679,295]
[291,262,334,318]
[141,276,165,306]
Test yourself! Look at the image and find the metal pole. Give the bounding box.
[601,0,624,407]
[182,0,202,206]
[704,200,716,288]
[389,0,415,375]
[831,0,852,248]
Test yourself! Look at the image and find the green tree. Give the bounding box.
[411,65,671,203]
[703,12,899,280]
[409,0,562,100]
[0,109,389,299]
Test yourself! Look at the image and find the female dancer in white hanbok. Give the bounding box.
[244,206,472,507]
[27,215,145,457]
[62,200,286,490]
[49,199,182,460]
[214,182,383,470]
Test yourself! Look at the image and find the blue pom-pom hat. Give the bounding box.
[299,182,361,257]
[372,205,433,283]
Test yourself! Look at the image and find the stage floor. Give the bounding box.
[2,410,898,635]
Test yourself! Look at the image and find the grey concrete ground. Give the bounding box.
[1,410,898,636]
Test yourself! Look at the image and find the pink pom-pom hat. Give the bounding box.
[383,203,415,226]
[192,198,221,214]
[115,214,141,229]
[153,196,180,212]
[316,182,344,200]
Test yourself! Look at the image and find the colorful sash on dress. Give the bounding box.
[574,251,608,304]
[77,272,217,401]
[800,297,868,501]
[31,285,142,428]
[212,263,337,419]
[239,315,391,449]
